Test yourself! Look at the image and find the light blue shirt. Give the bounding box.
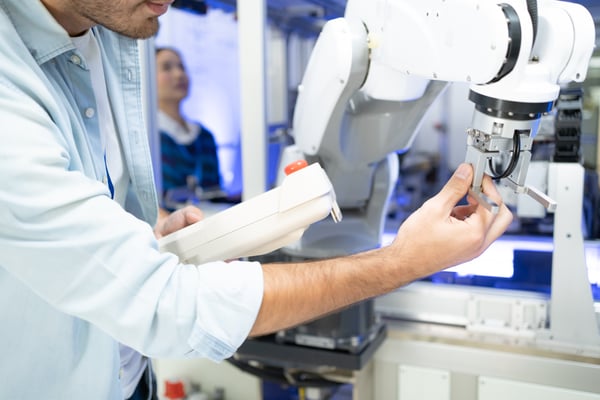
[0,1,264,399]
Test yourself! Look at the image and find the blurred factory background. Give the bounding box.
[150,1,600,399]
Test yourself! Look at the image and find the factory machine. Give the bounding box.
[229,0,600,398]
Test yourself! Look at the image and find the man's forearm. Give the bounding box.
[249,247,406,336]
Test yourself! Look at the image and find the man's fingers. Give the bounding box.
[180,205,203,224]
[159,206,203,237]
[482,203,513,249]
[480,174,503,205]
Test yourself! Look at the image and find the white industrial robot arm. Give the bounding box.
[290,0,595,218]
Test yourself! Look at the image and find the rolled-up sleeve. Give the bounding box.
[189,260,264,361]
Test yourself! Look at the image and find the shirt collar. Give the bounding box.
[2,0,75,65]
[158,110,200,145]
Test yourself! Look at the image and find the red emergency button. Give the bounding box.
[284,159,308,175]
[164,380,186,399]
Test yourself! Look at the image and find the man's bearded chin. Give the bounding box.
[118,18,160,39]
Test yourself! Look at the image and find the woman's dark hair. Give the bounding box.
[155,46,181,57]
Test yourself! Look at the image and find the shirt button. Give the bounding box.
[70,54,82,65]
[84,107,95,118]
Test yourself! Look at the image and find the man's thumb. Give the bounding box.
[438,163,473,210]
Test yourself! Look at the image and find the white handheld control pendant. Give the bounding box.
[158,162,342,264]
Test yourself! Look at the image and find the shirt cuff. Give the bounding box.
[187,260,263,361]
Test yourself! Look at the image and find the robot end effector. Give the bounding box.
[465,92,555,214]
[463,0,596,214]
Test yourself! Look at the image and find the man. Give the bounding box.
[0,1,512,399]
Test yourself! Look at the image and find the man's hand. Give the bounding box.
[154,206,204,239]
[387,163,513,282]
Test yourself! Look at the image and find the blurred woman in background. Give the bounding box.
[156,47,223,210]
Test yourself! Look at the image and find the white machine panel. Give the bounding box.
[479,376,600,400]
[398,365,450,400]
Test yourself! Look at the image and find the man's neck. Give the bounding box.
[41,0,95,36]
